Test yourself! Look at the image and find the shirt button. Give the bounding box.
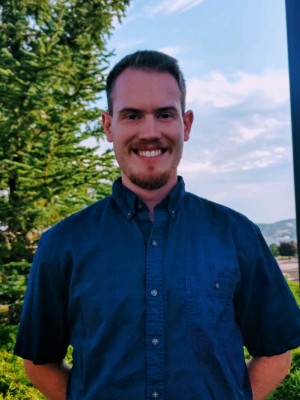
[152,392,159,399]
[152,338,159,346]
[151,289,158,297]
[127,212,131,218]
[215,282,220,290]
[171,209,175,216]
[151,240,158,247]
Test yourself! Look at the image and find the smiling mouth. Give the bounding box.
[134,148,167,158]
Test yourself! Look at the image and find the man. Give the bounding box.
[15,50,300,399]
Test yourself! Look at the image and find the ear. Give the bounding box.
[102,112,113,143]
[183,110,194,141]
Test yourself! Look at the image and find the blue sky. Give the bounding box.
[101,0,295,224]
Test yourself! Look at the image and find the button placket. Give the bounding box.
[146,210,166,400]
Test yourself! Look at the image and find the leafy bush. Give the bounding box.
[0,324,72,399]
[0,262,30,325]
[0,324,44,398]
[288,280,300,304]
[0,325,18,353]
[0,350,45,399]
[266,280,300,400]
[267,347,300,400]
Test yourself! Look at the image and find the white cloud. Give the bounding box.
[234,125,262,142]
[238,147,289,171]
[180,141,290,178]
[187,70,289,108]
[111,38,145,51]
[179,158,215,174]
[180,161,295,223]
[230,115,290,143]
[148,0,205,15]
[157,46,181,57]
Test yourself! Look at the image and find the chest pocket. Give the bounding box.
[186,274,237,355]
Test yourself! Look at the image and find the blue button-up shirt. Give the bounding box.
[15,177,300,399]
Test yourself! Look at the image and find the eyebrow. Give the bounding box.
[118,107,141,115]
[118,106,180,115]
[156,106,179,114]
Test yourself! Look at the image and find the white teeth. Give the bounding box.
[138,149,162,157]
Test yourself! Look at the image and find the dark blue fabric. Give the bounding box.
[15,177,300,400]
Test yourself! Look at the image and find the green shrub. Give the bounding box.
[266,279,300,399]
[0,325,18,352]
[0,350,45,399]
[267,347,300,400]
[0,262,30,325]
[287,280,300,305]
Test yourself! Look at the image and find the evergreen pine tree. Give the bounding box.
[0,0,130,263]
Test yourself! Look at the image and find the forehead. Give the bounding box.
[111,68,181,111]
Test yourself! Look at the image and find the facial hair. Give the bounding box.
[127,170,172,190]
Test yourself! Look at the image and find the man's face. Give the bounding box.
[102,68,193,191]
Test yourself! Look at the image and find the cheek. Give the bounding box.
[113,141,128,160]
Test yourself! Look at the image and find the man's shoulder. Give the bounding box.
[44,195,114,239]
[183,191,265,255]
[185,191,250,221]
[184,191,259,234]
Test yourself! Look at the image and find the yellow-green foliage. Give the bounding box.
[266,280,300,400]
[0,350,45,399]
[267,346,300,400]
[0,327,73,398]
[288,280,300,305]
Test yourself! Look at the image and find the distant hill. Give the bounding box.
[257,219,297,245]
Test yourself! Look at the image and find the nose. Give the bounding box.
[138,115,161,139]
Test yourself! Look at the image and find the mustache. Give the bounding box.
[129,139,166,150]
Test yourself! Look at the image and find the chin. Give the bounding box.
[129,172,172,191]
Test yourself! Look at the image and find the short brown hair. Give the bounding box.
[106,50,186,115]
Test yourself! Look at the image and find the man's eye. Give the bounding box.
[157,112,174,119]
[124,113,140,120]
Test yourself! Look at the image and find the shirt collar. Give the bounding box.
[112,177,186,220]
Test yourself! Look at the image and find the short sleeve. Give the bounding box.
[14,232,70,364]
[235,224,300,357]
